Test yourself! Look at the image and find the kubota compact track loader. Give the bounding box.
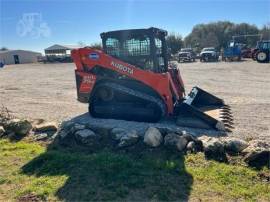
[72,27,233,131]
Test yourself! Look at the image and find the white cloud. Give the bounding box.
[16,13,51,38]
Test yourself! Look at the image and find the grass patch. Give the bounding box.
[0,139,269,201]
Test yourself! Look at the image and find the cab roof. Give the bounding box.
[100,27,167,39]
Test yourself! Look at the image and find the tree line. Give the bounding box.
[76,21,269,54]
[2,21,269,54]
[167,21,270,54]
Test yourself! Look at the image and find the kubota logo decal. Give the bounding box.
[89,53,99,60]
[111,61,134,74]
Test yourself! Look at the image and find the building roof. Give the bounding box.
[0,49,41,55]
[45,44,82,51]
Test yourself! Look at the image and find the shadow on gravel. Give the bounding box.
[21,139,193,201]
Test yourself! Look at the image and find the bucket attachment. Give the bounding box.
[176,87,233,131]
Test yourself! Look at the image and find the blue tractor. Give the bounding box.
[256,40,270,63]
[223,41,242,61]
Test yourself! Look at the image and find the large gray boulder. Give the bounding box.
[74,129,99,146]
[73,123,86,131]
[144,127,163,147]
[60,120,76,132]
[197,135,212,146]
[164,133,188,152]
[186,141,196,153]
[223,137,248,154]
[34,133,48,141]
[118,130,139,147]
[203,138,227,162]
[6,119,32,136]
[244,151,270,169]
[242,140,270,169]
[58,129,69,140]
[110,128,139,147]
[56,128,75,146]
[111,127,127,141]
[34,121,58,132]
[69,123,86,135]
[57,121,84,142]
[182,133,203,153]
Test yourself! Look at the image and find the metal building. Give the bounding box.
[0,50,42,65]
[44,44,82,56]
[44,44,82,62]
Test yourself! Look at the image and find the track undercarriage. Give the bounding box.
[90,80,166,122]
[89,80,233,132]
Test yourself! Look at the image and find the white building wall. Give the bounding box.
[0,50,41,65]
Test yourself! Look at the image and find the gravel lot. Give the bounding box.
[0,60,269,140]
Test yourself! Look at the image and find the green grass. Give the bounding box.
[0,139,269,201]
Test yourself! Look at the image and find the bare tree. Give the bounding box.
[77,41,86,47]
[90,43,102,50]
[166,33,183,54]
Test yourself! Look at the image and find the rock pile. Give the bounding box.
[0,115,269,169]
[0,118,32,139]
[198,136,270,168]
[0,116,58,141]
[55,120,269,169]
[56,120,202,153]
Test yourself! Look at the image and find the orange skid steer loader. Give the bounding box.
[72,27,233,131]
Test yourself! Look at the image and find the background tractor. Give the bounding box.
[223,41,242,61]
[255,40,270,63]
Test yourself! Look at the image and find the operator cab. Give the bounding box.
[100,27,168,73]
[257,40,270,50]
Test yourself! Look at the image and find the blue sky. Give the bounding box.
[1,0,269,53]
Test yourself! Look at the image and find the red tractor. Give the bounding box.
[72,28,232,131]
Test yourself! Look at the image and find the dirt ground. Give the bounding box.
[0,60,269,141]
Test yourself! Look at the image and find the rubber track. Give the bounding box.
[95,81,166,117]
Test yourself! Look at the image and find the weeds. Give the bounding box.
[0,104,14,123]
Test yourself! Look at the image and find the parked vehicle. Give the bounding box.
[223,41,242,61]
[256,40,270,63]
[178,48,196,62]
[230,34,262,60]
[38,55,73,63]
[200,47,219,62]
